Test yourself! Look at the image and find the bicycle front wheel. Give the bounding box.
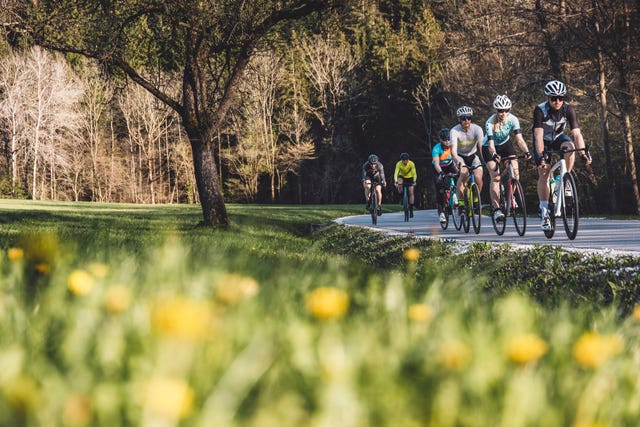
[491,185,506,236]
[544,181,556,239]
[451,186,462,230]
[562,172,579,240]
[470,183,481,234]
[462,191,471,233]
[511,179,527,236]
[403,188,410,222]
[370,191,379,225]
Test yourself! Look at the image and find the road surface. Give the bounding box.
[335,209,640,257]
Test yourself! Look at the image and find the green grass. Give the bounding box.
[1,199,640,426]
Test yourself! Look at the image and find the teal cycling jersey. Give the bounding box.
[483,113,522,147]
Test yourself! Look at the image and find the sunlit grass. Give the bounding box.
[0,200,639,426]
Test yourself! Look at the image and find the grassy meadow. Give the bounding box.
[1,199,640,427]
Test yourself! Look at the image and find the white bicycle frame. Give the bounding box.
[547,157,568,217]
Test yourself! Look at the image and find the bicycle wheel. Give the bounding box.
[470,183,481,234]
[451,188,462,231]
[562,172,579,240]
[370,191,378,225]
[403,187,410,222]
[491,184,506,236]
[462,190,471,233]
[511,179,527,236]
[543,181,556,239]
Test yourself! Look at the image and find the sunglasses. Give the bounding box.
[497,109,510,114]
[459,116,472,121]
[549,96,564,102]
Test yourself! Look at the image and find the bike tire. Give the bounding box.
[370,191,378,225]
[451,186,462,231]
[471,183,481,234]
[462,191,471,233]
[562,172,579,240]
[511,179,527,236]
[440,190,450,230]
[403,187,410,222]
[491,184,506,236]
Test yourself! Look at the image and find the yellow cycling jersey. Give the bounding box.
[394,160,417,182]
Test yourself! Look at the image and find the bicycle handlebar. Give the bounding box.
[492,153,530,172]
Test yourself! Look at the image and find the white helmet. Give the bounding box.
[492,95,512,110]
[544,80,567,96]
[456,106,473,117]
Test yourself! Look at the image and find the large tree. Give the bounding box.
[14,0,339,225]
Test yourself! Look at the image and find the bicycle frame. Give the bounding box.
[547,158,567,218]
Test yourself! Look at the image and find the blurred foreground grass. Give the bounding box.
[1,200,640,427]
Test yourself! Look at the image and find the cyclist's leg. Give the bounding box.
[470,155,483,193]
[375,182,383,214]
[433,173,445,213]
[396,177,404,194]
[557,134,575,172]
[363,179,372,208]
[533,140,553,227]
[457,157,471,207]
[483,146,501,210]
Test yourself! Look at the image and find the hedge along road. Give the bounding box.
[335,209,640,257]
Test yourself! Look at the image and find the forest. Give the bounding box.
[0,0,638,223]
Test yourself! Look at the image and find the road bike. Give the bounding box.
[460,164,482,234]
[543,147,588,240]
[440,172,461,231]
[491,154,528,236]
[367,183,382,225]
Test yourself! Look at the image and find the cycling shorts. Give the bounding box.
[533,133,573,165]
[482,142,516,163]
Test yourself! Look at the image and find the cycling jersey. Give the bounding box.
[533,101,579,142]
[394,160,417,182]
[432,142,453,168]
[483,113,522,146]
[451,123,483,157]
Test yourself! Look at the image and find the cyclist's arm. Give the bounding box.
[513,132,531,156]
[533,127,545,163]
[393,161,400,182]
[410,161,417,181]
[378,164,387,186]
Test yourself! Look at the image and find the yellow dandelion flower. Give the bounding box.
[506,333,548,364]
[103,285,132,314]
[151,296,214,340]
[305,287,349,320]
[87,262,109,279]
[63,393,93,427]
[572,332,623,369]
[216,273,260,304]
[632,304,640,321]
[403,248,420,262]
[35,263,51,275]
[7,247,24,262]
[439,339,471,371]
[3,375,40,414]
[67,269,95,296]
[408,303,434,323]
[144,377,194,420]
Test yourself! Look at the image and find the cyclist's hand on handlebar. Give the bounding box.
[491,152,500,162]
[581,151,592,165]
[524,151,532,161]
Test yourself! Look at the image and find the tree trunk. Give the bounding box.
[596,44,616,213]
[190,134,229,227]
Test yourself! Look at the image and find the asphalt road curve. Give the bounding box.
[335,209,640,257]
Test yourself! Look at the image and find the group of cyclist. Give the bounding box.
[362,79,592,231]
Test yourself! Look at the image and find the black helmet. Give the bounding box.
[439,128,450,141]
[368,154,379,163]
[400,152,410,160]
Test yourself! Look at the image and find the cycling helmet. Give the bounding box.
[492,95,512,110]
[400,152,410,160]
[368,154,379,163]
[438,128,450,141]
[544,80,567,96]
[456,106,473,117]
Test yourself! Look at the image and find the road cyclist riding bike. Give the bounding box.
[432,128,459,224]
[394,152,417,219]
[482,94,532,224]
[450,106,485,217]
[533,80,592,231]
[362,154,387,217]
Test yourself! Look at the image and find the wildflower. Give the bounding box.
[63,393,93,426]
[103,285,132,314]
[632,304,640,321]
[87,262,109,279]
[3,375,40,414]
[305,287,349,320]
[216,273,260,304]
[439,339,471,371]
[67,269,95,296]
[35,263,51,275]
[7,247,24,262]
[408,303,434,323]
[506,333,548,364]
[403,247,420,262]
[151,296,214,340]
[572,332,623,369]
[144,377,194,420]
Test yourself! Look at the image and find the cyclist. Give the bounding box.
[432,128,458,223]
[362,154,387,216]
[533,80,592,230]
[482,95,532,222]
[393,152,417,218]
[451,106,484,214]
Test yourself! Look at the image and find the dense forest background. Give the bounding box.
[0,0,638,216]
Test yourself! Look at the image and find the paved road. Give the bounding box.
[336,209,640,256]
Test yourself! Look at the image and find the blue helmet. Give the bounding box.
[368,154,379,163]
